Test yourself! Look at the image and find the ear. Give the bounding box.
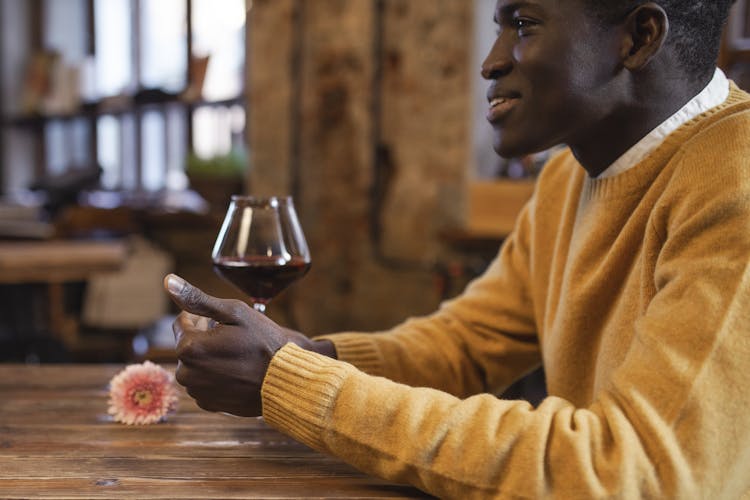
[619,3,669,71]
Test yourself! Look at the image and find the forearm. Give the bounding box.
[316,208,541,396]
[262,343,749,499]
[316,298,540,398]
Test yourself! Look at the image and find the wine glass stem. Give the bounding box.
[253,302,267,314]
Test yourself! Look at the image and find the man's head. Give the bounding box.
[583,0,736,84]
[482,0,735,175]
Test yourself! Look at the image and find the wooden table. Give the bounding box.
[0,364,430,499]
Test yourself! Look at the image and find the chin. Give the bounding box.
[493,132,550,159]
[493,138,531,159]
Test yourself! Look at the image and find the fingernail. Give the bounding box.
[166,274,186,294]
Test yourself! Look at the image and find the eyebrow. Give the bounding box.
[494,1,539,22]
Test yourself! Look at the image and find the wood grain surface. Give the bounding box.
[0,364,431,499]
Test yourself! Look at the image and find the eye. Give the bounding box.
[511,17,537,36]
[494,13,539,38]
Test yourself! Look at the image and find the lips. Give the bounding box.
[487,95,520,123]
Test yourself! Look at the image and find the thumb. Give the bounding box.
[163,273,249,325]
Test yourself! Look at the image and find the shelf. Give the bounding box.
[5,94,245,127]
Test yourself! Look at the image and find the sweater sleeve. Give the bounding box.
[315,195,542,398]
[263,131,750,498]
[263,343,660,499]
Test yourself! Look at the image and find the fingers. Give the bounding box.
[172,312,205,346]
[174,361,263,416]
[164,274,251,325]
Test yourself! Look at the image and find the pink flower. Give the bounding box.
[107,361,179,425]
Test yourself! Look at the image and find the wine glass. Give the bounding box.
[211,195,311,313]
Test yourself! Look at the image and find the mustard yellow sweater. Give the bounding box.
[262,85,750,499]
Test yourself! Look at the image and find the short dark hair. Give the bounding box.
[584,1,736,82]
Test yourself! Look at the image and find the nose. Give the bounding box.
[481,37,512,80]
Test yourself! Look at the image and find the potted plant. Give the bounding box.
[185,149,248,215]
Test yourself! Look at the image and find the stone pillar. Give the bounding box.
[248,0,473,334]
[247,0,297,196]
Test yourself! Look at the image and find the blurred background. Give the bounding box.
[0,0,749,365]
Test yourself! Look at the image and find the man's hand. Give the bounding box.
[163,273,334,417]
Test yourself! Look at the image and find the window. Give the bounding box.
[0,0,247,194]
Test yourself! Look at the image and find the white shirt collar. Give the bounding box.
[597,68,730,179]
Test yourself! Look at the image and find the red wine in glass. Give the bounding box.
[213,255,311,306]
[212,195,311,313]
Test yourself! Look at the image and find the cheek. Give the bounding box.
[523,56,594,121]
[566,34,622,94]
[518,35,605,99]
[515,45,573,102]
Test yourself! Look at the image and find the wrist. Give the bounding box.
[277,327,337,359]
[310,339,337,359]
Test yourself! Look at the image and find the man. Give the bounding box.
[165,0,749,497]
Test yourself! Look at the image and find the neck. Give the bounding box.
[569,73,710,177]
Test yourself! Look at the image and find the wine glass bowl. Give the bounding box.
[212,195,311,313]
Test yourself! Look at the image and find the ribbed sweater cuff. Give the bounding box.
[313,333,384,376]
[261,342,354,451]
